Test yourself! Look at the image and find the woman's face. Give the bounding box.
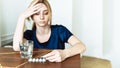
[33,3,49,27]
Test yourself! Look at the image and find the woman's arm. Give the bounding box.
[13,15,26,51]
[42,35,86,62]
[64,35,86,58]
[13,2,41,51]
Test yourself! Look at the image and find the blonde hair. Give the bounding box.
[28,0,52,29]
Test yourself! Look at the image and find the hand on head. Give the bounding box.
[20,0,44,19]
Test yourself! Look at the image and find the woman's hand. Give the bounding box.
[20,0,41,19]
[20,4,40,19]
[42,50,67,62]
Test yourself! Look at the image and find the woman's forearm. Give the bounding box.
[63,42,86,59]
[13,15,26,51]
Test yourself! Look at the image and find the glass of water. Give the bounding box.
[19,40,33,59]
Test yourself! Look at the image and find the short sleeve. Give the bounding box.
[24,30,33,40]
[58,25,73,43]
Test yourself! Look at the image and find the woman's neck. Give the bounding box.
[36,25,51,35]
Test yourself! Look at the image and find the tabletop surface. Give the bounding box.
[0,48,80,68]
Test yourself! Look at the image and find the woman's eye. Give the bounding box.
[44,12,48,15]
[35,13,39,15]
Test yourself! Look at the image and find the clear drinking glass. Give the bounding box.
[19,40,33,59]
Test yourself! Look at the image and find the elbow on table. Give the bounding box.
[13,46,20,51]
[82,45,86,53]
[80,43,86,54]
[13,43,20,51]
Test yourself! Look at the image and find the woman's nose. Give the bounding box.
[40,14,44,20]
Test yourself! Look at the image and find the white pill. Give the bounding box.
[28,58,32,62]
[38,58,42,62]
[42,58,46,63]
[32,58,36,62]
[35,58,39,62]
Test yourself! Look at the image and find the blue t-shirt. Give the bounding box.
[24,25,73,49]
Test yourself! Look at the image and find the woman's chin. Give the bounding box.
[38,24,48,27]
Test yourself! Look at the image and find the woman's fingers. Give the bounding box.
[42,51,55,58]
[31,4,42,12]
[48,58,57,62]
[22,4,41,18]
[46,56,56,62]
[42,50,63,62]
[48,57,62,62]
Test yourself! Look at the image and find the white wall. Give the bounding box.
[0,0,2,46]
[103,0,120,68]
[73,0,103,58]
[73,0,120,68]
[103,0,113,57]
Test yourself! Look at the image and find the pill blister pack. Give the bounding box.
[28,57,46,63]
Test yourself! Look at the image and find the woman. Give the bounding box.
[13,0,86,62]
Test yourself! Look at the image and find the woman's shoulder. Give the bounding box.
[24,29,35,34]
[51,24,66,29]
[51,24,70,33]
[25,29,34,32]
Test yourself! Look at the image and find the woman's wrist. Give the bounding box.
[63,49,71,59]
